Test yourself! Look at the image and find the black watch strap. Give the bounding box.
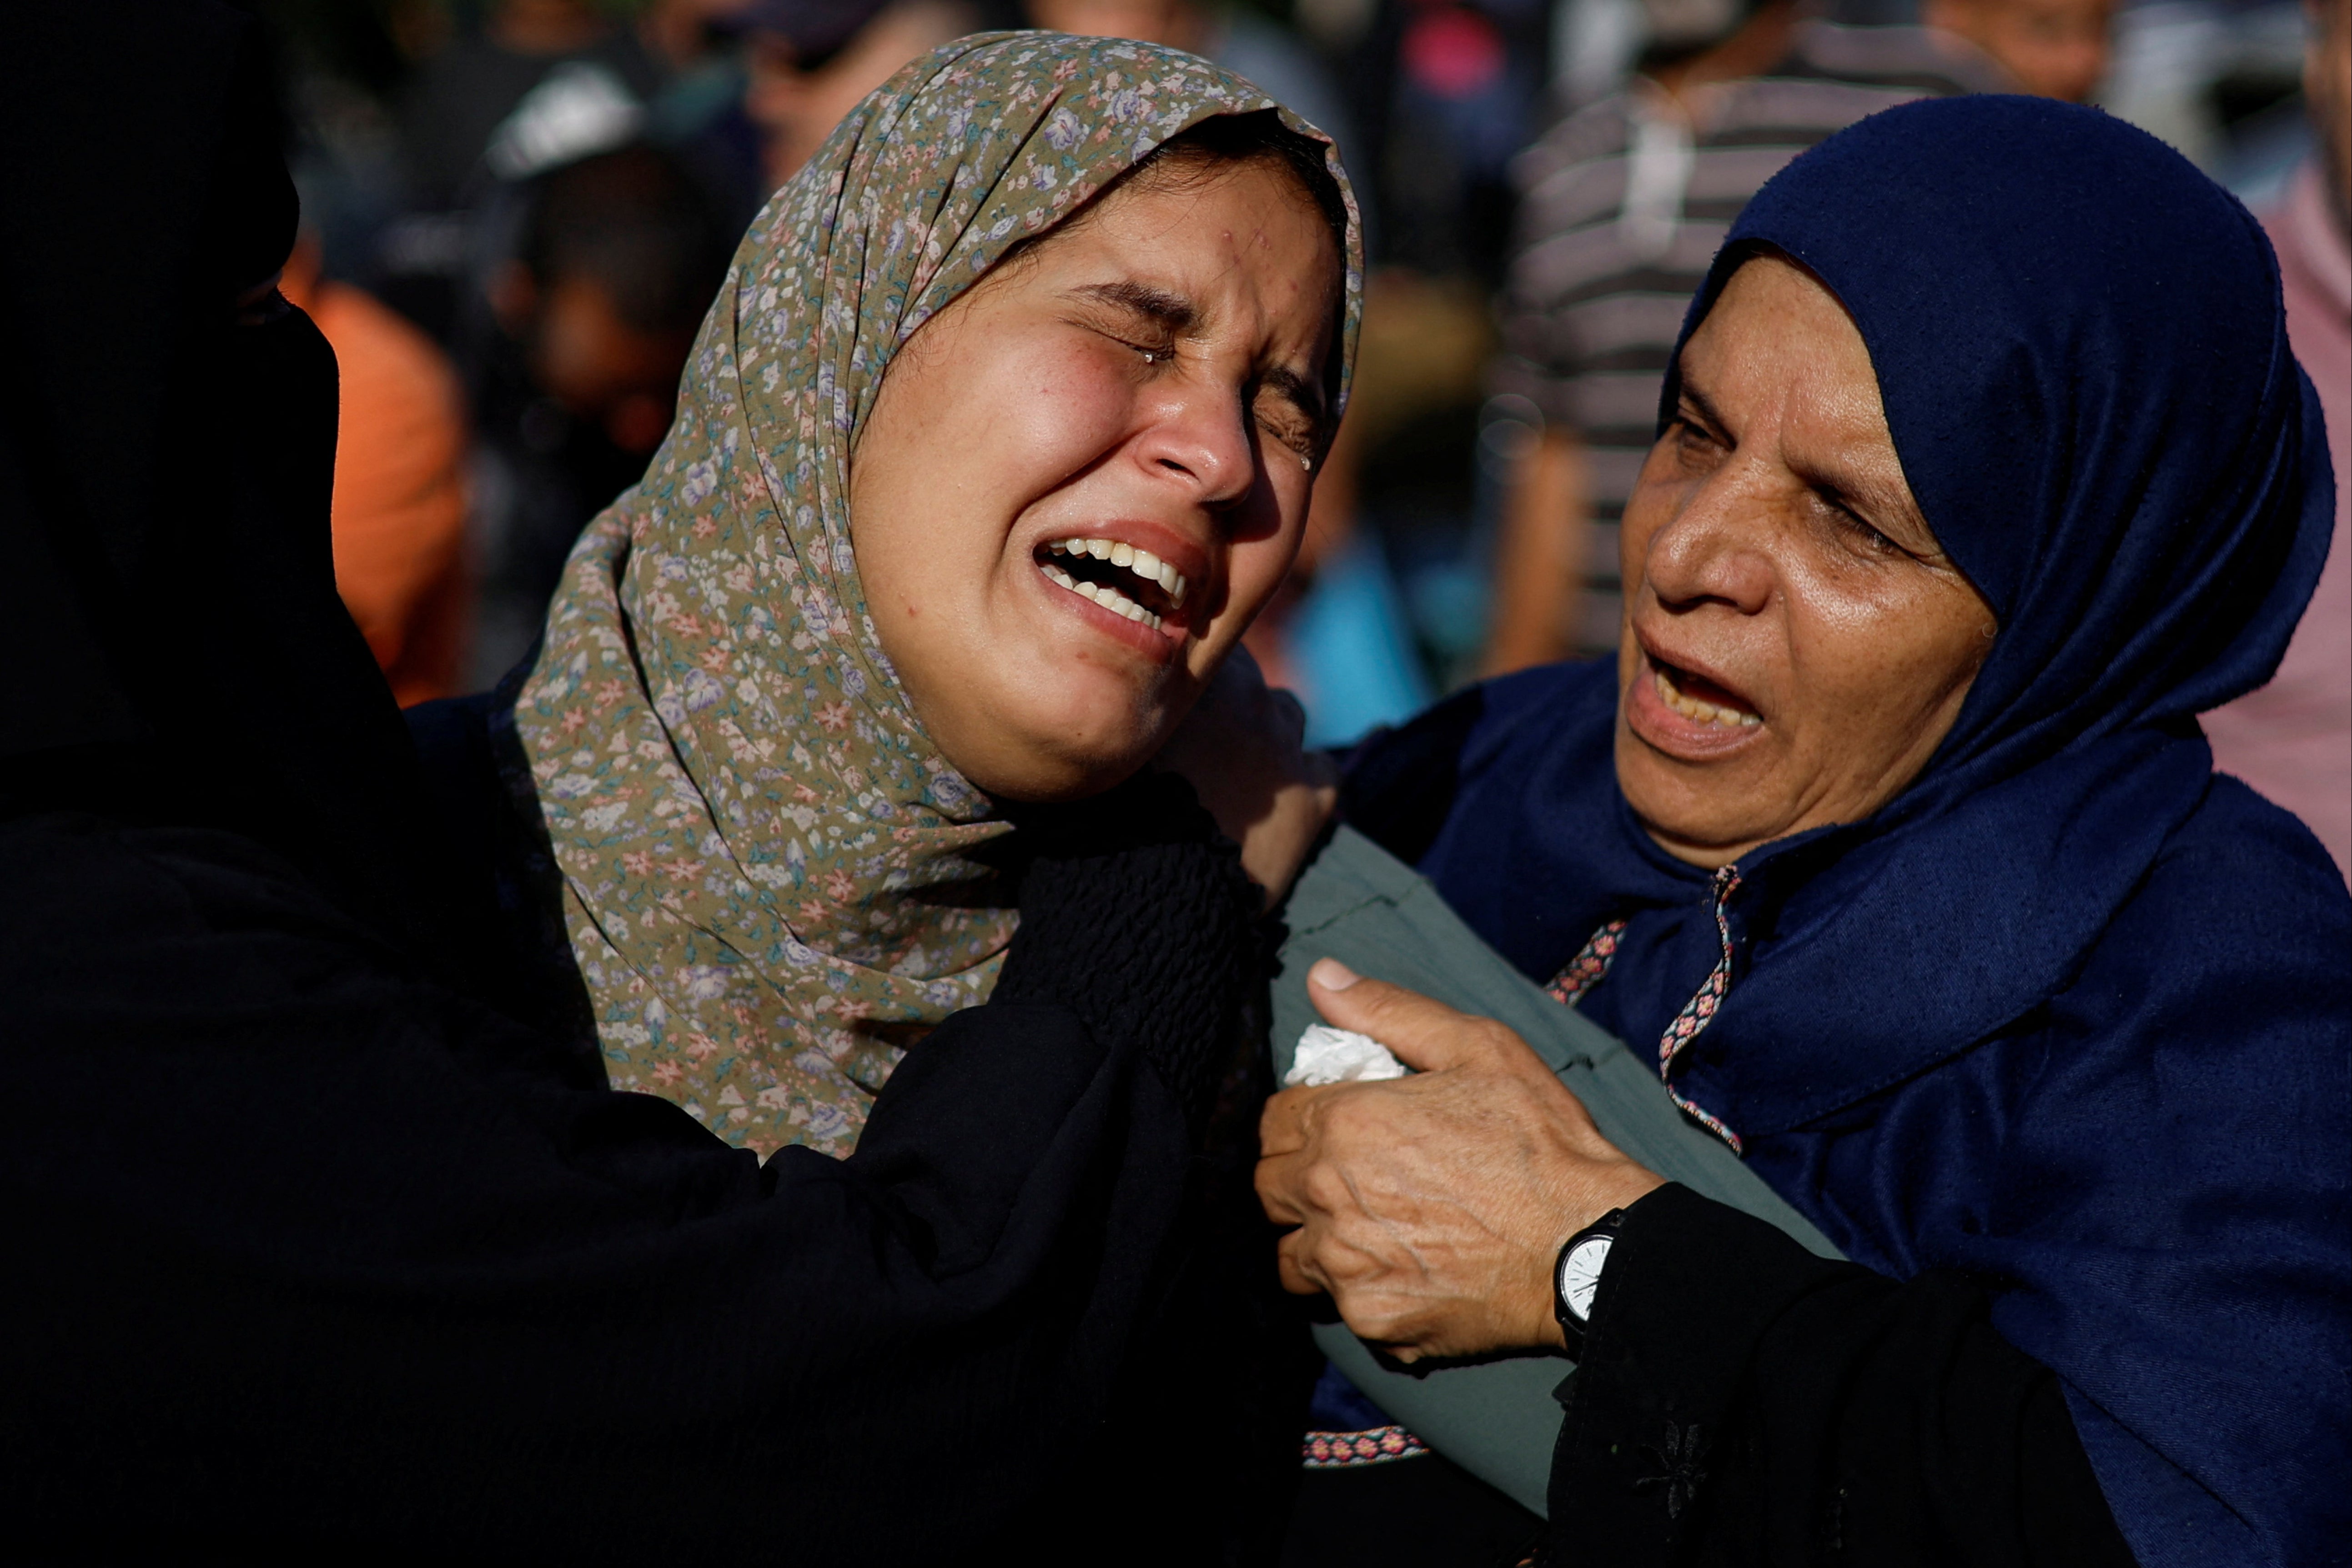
[1552,1207,1628,1360]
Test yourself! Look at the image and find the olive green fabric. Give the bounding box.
[1272,826,1843,1516]
[515,33,1364,1158]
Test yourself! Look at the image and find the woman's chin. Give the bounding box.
[979,753,1160,805]
[946,692,1176,805]
[1617,731,1819,868]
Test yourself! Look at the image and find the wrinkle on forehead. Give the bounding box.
[1686,256,1934,549]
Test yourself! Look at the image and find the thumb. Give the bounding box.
[1306,958,1523,1075]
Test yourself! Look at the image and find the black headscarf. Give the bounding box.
[0,0,456,957]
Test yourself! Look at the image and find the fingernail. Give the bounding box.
[1309,957,1361,991]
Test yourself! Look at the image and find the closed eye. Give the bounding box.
[1253,389,1319,459]
[1666,403,1729,470]
[1067,311,1176,367]
[1111,331,1171,366]
[1670,411,1720,448]
[1253,365,1326,459]
[1821,493,1905,556]
[1070,280,1191,367]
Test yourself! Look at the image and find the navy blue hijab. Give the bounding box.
[1349,97,2347,1564]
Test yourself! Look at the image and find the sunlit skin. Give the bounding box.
[1924,0,2114,103]
[1027,0,1208,50]
[1616,254,1998,868]
[1257,957,1664,1360]
[850,158,1342,805]
[1257,254,2000,1362]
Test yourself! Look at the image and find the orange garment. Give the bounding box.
[281,242,471,706]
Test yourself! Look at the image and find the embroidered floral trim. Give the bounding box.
[1545,877,1747,1153]
[1546,917,1628,1006]
[1634,1418,1709,1518]
[1302,1425,1433,1468]
[1655,865,1744,1153]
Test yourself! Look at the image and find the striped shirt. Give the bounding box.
[1493,24,2000,651]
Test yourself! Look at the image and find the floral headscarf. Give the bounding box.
[514,32,1364,1157]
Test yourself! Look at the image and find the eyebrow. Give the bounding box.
[1675,376,1729,441]
[1678,369,1928,541]
[1069,280,1329,429]
[1070,280,1196,333]
[1260,364,1327,426]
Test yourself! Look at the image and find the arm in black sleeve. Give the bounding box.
[1546,1184,2138,1568]
[0,781,1258,1564]
[986,767,1264,1131]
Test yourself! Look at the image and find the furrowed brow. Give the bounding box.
[1070,280,1197,333]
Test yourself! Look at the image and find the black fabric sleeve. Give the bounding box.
[0,795,1261,1563]
[995,771,1322,1564]
[992,768,1266,1132]
[1546,1183,2138,1568]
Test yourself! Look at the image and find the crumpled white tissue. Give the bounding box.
[1283,1024,1407,1087]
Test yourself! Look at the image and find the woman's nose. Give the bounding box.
[1131,380,1256,508]
[1641,466,1776,614]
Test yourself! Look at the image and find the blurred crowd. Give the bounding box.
[250,0,2344,857]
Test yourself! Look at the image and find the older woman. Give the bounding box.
[2,21,1349,1561]
[1260,97,2347,1566]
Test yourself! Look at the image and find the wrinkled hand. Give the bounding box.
[1256,960,1665,1362]
[1155,646,1336,910]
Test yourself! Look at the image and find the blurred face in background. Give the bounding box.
[1025,0,1207,50]
[510,271,698,453]
[744,1,975,185]
[492,146,735,457]
[1923,0,2114,102]
[2310,0,2351,225]
[490,0,612,53]
[849,155,1342,800]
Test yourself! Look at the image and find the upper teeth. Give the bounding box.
[1046,537,1186,607]
[1656,666,1760,727]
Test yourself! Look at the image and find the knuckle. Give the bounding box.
[1471,1019,1519,1055]
[1300,1164,1353,1212]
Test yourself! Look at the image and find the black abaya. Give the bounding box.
[0,781,1272,1560]
[0,4,1298,1558]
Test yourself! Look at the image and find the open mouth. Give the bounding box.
[1651,656,1760,728]
[1037,536,1190,632]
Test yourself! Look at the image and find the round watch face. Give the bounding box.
[1558,1233,1613,1323]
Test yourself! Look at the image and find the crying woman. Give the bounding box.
[402,30,1357,1558]
[427,37,1356,1154]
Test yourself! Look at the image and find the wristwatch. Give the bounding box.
[1552,1207,1627,1359]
